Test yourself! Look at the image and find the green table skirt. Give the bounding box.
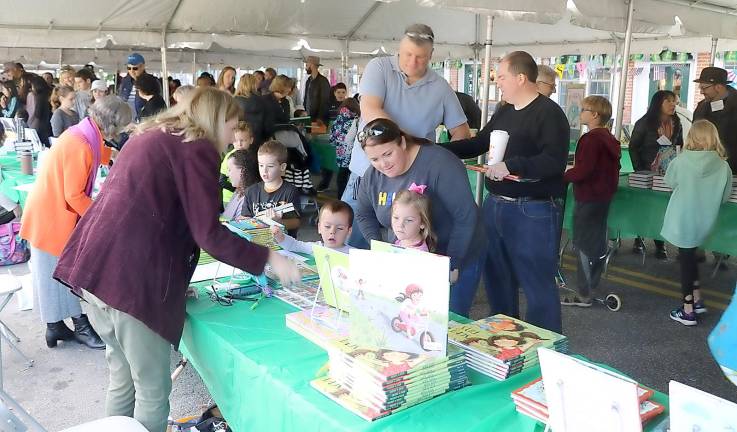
[180,293,667,431]
[310,134,337,173]
[0,153,36,208]
[563,177,737,256]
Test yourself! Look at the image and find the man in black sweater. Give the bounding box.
[442,51,569,333]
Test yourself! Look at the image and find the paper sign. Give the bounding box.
[656,135,672,147]
[538,348,643,432]
[711,99,725,112]
[669,380,737,432]
[190,261,237,283]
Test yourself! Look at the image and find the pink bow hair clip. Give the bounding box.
[408,183,427,195]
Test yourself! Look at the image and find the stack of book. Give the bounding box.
[447,315,568,381]
[311,339,469,421]
[226,218,282,250]
[651,175,672,192]
[628,171,654,189]
[511,378,665,426]
[285,306,348,349]
[729,176,737,203]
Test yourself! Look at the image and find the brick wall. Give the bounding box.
[623,60,635,125]
[693,52,712,108]
[449,67,460,91]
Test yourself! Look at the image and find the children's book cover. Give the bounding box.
[348,249,450,358]
[448,315,567,363]
[313,245,351,311]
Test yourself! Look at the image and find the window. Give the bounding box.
[723,57,737,90]
[588,67,612,98]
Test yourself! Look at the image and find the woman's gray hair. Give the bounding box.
[88,96,133,138]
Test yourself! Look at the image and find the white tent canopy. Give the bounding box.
[1,0,736,72]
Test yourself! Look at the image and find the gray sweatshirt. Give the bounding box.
[356,144,483,270]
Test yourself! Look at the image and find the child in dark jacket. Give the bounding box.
[561,96,621,306]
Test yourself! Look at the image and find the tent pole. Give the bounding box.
[342,39,350,88]
[710,37,718,66]
[192,52,196,85]
[476,14,493,205]
[161,30,170,107]
[609,34,620,103]
[58,49,63,74]
[614,0,634,141]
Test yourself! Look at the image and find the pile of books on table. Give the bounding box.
[311,339,468,421]
[651,175,672,192]
[511,377,665,426]
[285,306,348,350]
[729,176,737,203]
[628,171,654,189]
[447,315,568,381]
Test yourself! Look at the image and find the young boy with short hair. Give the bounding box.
[242,140,301,233]
[271,200,354,254]
[221,121,257,203]
[561,96,621,307]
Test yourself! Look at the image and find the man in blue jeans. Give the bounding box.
[442,52,569,332]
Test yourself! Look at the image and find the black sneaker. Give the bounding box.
[694,299,707,314]
[670,307,697,326]
[632,238,645,254]
[655,247,668,260]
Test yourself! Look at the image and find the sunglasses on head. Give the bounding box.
[358,123,392,144]
[405,32,434,42]
[127,66,139,71]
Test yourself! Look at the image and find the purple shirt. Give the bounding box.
[54,129,270,347]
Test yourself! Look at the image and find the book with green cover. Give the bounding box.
[312,245,351,311]
[448,314,567,364]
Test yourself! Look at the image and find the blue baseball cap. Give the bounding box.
[127,53,145,65]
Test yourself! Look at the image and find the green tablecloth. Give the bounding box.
[310,134,337,173]
[563,177,737,256]
[0,153,35,208]
[180,292,667,431]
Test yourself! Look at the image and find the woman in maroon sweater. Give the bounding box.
[562,96,620,307]
[54,88,299,432]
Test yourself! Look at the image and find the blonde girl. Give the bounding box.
[390,188,437,252]
[662,120,732,326]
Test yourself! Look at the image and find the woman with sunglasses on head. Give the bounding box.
[355,118,485,317]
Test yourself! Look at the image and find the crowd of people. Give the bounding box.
[1,20,736,432]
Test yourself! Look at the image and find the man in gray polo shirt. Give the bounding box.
[343,23,471,248]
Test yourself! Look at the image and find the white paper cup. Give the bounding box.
[487,130,509,165]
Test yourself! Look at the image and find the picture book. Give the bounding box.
[326,337,463,383]
[274,279,327,310]
[448,315,567,364]
[312,245,351,311]
[285,306,349,349]
[348,249,450,358]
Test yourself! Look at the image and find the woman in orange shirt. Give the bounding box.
[20,96,132,349]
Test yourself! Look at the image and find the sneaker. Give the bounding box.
[560,293,592,307]
[670,307,697,326]
[655,247,668,260]
[694,299,707,314]
[632,238,645,254]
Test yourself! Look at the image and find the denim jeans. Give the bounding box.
[449,251,485,317]
[482,195,563,333]
[341,172,369,249]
